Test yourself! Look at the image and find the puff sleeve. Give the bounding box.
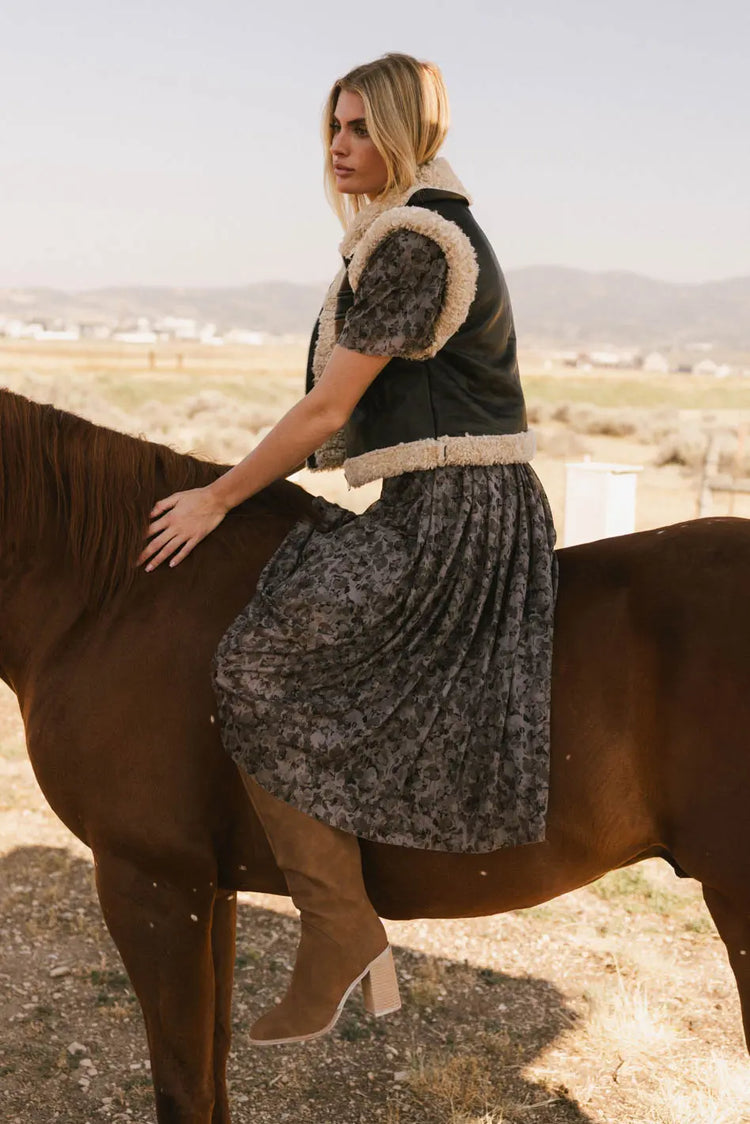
[337,227,448,358]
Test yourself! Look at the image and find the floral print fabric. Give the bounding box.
[337,227,448,356]
[211,464,558,853]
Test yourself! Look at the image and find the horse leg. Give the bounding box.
[702,885,750,1053]
[210,890,237,1124]
[93,849,220,1123]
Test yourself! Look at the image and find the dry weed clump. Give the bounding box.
[585,971,678,1056]
[408,1052,500,1122]
[563,405,643,438]
[576,968,750,1124]
[528,396,706,476]
[716,432,750,476]
[654,426,709,469]
[654,426,750,474]
[407,955,452,1008]
[527,395,750,478]
[533,428,590,459]
[645,1055,750,1124]
[527,400,682,447]
[525,402,557,426]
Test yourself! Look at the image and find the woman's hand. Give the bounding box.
[137,486,229,572]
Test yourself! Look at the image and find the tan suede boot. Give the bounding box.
[240,772,401,1045]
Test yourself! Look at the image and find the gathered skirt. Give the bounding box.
[211,463,558,853]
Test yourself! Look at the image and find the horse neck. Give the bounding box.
[0,532,85,698]
[0,389,319,697]
[0,392,119,695]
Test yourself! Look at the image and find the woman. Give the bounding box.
[138,52,558,1046]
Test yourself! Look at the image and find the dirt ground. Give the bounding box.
[2,346,750,1122]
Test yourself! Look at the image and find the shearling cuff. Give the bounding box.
[346,207,479,359]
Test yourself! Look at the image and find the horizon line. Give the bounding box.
[1,265,749,293]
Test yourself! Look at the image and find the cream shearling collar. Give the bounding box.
[339,156,471,260]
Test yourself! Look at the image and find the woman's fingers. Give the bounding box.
[144,534,184,572]
[137,526,179,567]
[150,493,181,519]
[136,501,182,566]
[167,537,200,568]
[145,512,173,537]
[137,486,226,572]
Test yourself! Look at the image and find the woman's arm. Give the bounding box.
[208,344,390,510]
[137,344,391,572]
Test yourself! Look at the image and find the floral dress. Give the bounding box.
[211,229,558,853]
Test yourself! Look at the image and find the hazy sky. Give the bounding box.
[1,0,747,289]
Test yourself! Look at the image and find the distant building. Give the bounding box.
[80,323,113,340]
[0,318,27,338]
[155,316,200,340]
[18,321,46,338]
[643,351,670,373]
[694,358,719,376]
[224,329,266,345]
[112,330,158,344]
[3,320,81,341]
[34,328,81,341]
[588,349,639,369]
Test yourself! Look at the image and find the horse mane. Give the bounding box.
[0,388,317,607]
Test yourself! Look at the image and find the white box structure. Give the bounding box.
[563,461,642,547]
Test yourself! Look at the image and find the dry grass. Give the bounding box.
[521,365,750,411]
[409,1054,502,1121]
[585,967,679,1055]
[573,968,750,1124]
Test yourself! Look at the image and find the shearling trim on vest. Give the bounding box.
[343,430,536,488]
[308,156,480,472]
[347,207,479,360]
[308,262,348,468]
[338,156,473,260]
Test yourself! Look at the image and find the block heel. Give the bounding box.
[361,944,401,1016]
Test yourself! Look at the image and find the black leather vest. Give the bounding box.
[305,187,527,470]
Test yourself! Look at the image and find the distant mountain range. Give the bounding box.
[1,267,748,352]
[506,267,750,352]
[0,281,323,338]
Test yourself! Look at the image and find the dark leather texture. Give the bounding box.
[306,187,527,468]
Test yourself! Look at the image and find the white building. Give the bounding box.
[112,329,158,344]
[643,351,670,373]
[589,349,638,369]
[155,316,200,340]
[34,328,81,341]
[224,329,266,345]
[694,358,719,376]
[0,318,27,338]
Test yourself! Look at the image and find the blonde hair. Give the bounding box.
[321,52,450,229]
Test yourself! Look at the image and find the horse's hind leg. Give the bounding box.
[93,849,220,1123]
[210,890,237,1124]
[702,885,750,1053]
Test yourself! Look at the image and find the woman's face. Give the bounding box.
[330,89,388,198]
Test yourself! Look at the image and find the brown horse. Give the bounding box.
[1,386,749,1123]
